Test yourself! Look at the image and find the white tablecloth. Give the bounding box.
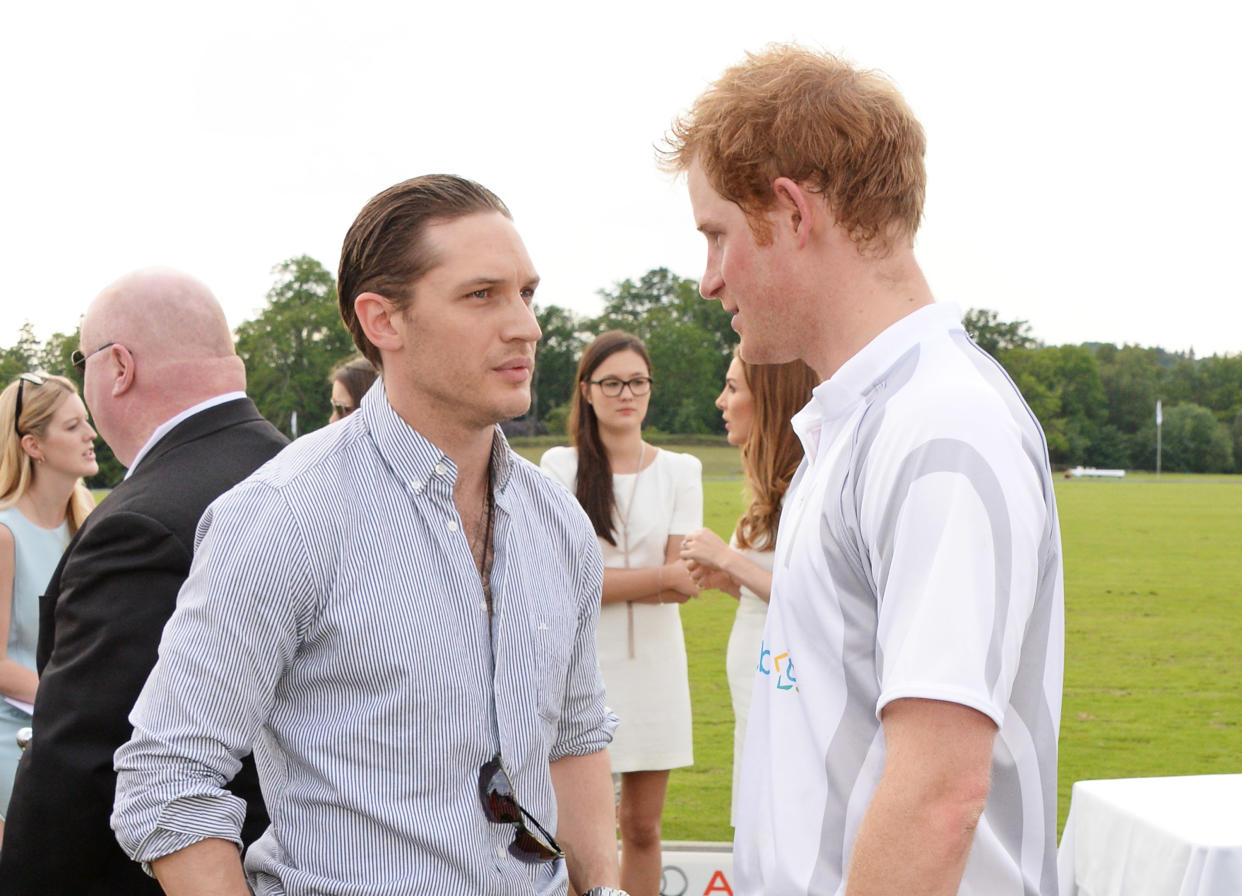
[1058,774,1242,896]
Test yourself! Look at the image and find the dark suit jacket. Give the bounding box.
[0,397,287,895]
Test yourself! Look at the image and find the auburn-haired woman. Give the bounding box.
[0,373,96,824]
[541,330,702,896]
[679,351,817,824]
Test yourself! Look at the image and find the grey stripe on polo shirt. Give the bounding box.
[807,334,1061,895]
[953,329,1063,894]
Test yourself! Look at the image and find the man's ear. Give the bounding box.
[112,344,137,397]
[354,292,405,354]
[771,177,818,248]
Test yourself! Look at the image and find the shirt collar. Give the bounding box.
[791,302,963,460]
[359,379,514,500]
[126,391,248,479]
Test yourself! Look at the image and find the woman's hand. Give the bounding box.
[657,560,699,603]
[679,528,731,570]
[685,559,740,598]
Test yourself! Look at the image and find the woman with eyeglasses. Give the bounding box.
[0,372,97,826]
[678,351,818,826]
[327,355,378,423]
[541,330,702,896]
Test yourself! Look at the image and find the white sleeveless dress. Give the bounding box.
[541,446,703,772]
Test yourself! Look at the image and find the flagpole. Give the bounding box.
[1155,400,1162,479]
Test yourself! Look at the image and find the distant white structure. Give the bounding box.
[1066,466,1126,478]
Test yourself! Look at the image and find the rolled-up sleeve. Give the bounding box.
[550,524,617,761]
[112,481,316,865]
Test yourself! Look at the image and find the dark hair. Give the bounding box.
[329,355,378,408]
[568,330,652,545]
[734,354,819,550]
[337,175,511,368]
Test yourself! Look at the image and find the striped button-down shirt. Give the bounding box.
[112,381,617,896]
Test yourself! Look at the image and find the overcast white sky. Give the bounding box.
[3,0,1240,358]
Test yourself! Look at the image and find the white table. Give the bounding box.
[1058,774,1242,896]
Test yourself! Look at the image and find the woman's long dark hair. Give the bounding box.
[567,330,652,545]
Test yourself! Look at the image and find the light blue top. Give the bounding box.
[0,505,70,674]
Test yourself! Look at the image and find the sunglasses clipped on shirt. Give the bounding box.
[13,372,47,436]
[478,754,564,863]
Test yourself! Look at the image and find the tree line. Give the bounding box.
[3,259,1239,486]
[964,309,1241,474]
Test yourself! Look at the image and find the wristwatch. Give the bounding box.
[581,889,630,896]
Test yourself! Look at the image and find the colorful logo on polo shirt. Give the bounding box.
[757,640,798,692]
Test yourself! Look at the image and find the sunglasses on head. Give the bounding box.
[478,754,564,863]
[13,372,47,437]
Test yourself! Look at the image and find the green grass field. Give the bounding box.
[515,442,1242,841]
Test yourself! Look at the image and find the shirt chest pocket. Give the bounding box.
[530,608,575,728]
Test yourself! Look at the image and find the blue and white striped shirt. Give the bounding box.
[112,381,617,896]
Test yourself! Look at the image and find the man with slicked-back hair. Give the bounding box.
[113,176,625,896]
[664,46,1064,896]
[0,269,286,894]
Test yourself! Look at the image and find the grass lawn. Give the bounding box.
[518,440,1242,841]
[1053,474,1242,831]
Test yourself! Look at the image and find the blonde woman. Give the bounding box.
[679,352,816,824]
[0,372,96,823]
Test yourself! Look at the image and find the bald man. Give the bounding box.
[0,269,287,894]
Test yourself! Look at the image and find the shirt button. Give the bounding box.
[434,463,448,476]
[479,601,488,613]
[496,845,505,859]
[446,520,459,533]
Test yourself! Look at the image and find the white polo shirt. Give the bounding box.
[733,303,1064,896]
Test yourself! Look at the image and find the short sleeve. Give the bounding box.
[862,394,1048,727]
[539,446,578,493]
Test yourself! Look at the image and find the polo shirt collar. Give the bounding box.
[792,302,963,459]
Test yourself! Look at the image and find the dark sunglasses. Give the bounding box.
[478,754,564,863]
[14,372,46,436]
[71,342,118,375]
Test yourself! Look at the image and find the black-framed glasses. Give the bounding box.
[14,372,46,436]
[478,754,564,863]
[587,375,652,397]
[71,342,118,375]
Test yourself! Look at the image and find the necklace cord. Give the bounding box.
[618,442,647,659]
